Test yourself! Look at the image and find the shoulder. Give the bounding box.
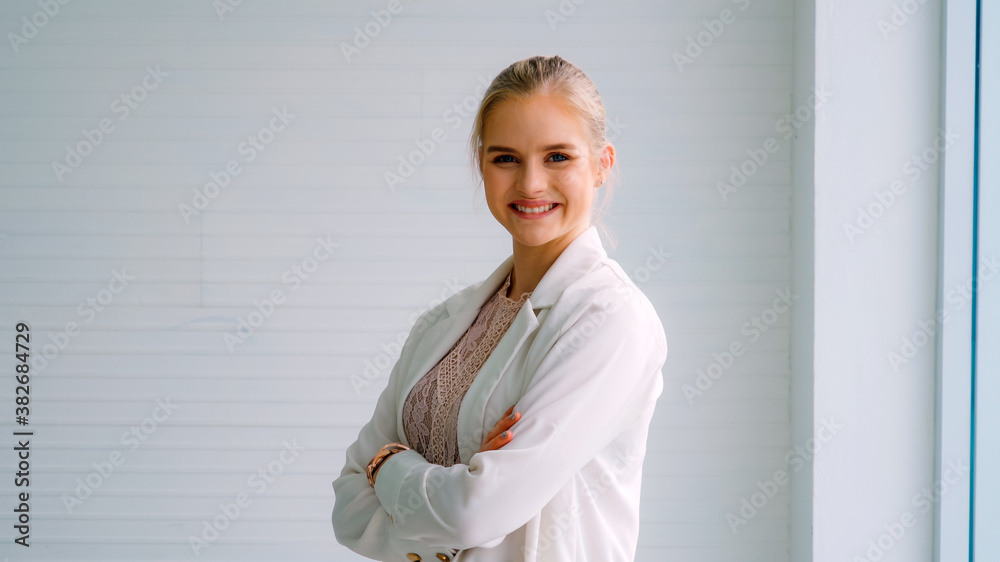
[545,256,667,355]
[527,256,668,394]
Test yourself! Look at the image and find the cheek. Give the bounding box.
[483,166,508,186]
[482,172,507,208]
[555,164,593,192]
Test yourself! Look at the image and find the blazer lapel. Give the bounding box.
[394,254,516,442]
[394,226,609,457]
[455,301,538,464]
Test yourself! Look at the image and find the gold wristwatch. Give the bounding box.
[366,442,410,487]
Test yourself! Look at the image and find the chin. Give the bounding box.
[512,234,551,248]
[507,225,562,248]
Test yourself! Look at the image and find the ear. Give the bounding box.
[593,142,615,186]
[600,142,616,172]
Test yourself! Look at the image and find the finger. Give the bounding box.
[486,412,521,441]
[483,421,505,444]
[487,406,513,433]
[486,408,516,437]
[479,429,513,453]
[484,411,520,444]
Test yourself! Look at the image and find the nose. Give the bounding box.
[517,159,547,195]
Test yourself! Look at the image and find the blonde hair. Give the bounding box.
[468,55,619,249]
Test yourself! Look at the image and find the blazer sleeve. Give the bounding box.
[371,285,668,549]
[331,306,461,559]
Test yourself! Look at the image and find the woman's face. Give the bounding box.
[480,93,612,250]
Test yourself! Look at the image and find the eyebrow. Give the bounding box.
[485,143,578,154]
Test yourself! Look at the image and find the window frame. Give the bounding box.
[935,1,980,560]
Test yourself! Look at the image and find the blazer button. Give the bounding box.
[406,554,421,561]
[435,554,451,561]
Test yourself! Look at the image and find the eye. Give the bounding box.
[548,153,569,162]
[492,154,516,163]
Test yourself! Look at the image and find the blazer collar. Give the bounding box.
[445,225,607,317]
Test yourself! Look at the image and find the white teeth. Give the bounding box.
[514,203,557,214]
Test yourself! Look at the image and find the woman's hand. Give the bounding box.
[478,404,521,453]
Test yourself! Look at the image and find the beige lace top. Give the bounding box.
[402,270,530,467]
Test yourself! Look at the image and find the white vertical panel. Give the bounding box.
[0,0,795,560]
[975,0,1000,558]
[813,1,944,562]
[935,0,976,560]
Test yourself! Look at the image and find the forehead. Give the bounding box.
[483,94,590,147]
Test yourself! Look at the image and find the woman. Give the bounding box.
[332,55,667,562]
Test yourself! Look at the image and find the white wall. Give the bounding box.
[811,1,945,561]
[0,0,796,560]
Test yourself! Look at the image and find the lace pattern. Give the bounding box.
[402,270,530,467]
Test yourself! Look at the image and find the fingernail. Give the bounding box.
[509,412,517,420]
[501,431,508,438]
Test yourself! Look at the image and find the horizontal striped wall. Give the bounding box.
[0,0,795,560]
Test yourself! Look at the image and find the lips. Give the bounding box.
[508,201,561,219]
[512,203,557,214]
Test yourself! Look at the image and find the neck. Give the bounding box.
[507,224,589,299]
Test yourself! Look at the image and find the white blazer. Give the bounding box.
[332,225,668,562]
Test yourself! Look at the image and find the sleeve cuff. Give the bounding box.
[373,448,425,519]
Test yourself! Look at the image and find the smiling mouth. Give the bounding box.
[510,203,559,214]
